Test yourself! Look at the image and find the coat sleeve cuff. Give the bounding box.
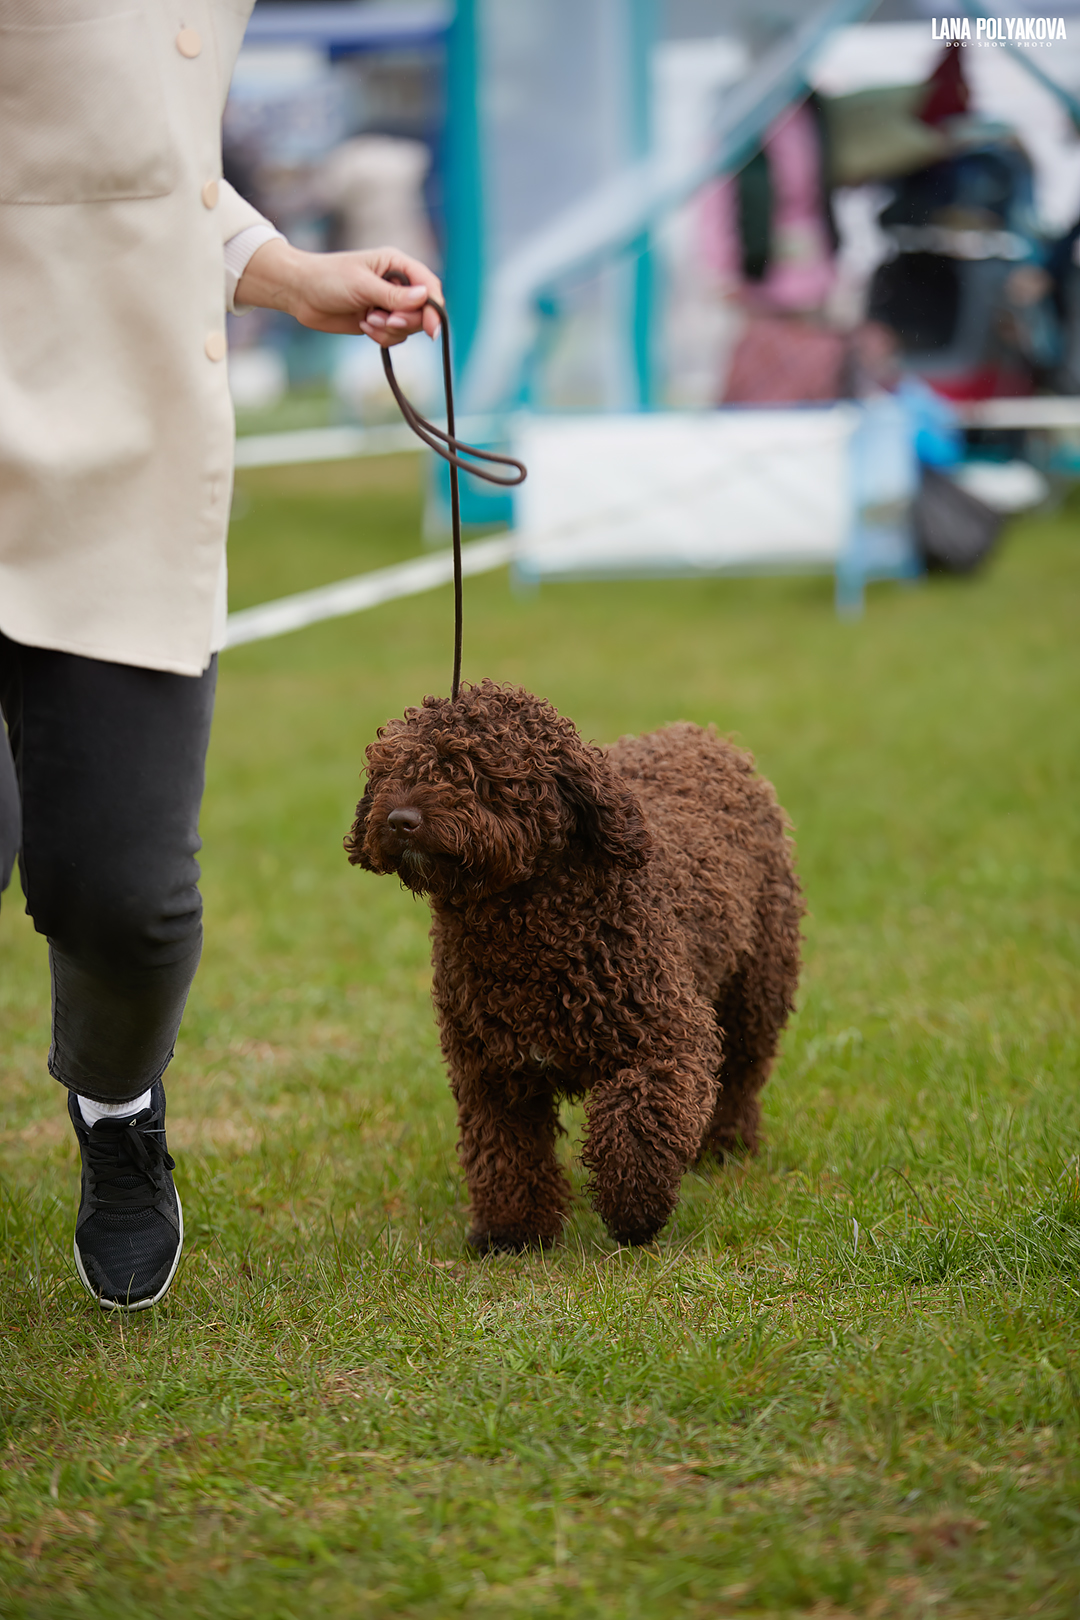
[224,223,286,314]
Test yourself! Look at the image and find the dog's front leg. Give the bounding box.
[582,1061,713,1246]
[451,1069,571,1253]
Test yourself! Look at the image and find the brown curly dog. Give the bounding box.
[346,681,802,1251]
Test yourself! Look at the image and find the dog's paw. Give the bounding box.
[693,1142,732,1170]
[587,1143,682,1249]
[467,1226,556,1255]
[694,1131,759,1168]
[606,1222,664,1248]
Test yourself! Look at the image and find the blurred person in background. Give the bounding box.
[0,1,441,1313]
[317,134,441,421]
[318,134,437,263]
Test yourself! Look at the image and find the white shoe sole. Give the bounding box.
[73,1192,184,1312]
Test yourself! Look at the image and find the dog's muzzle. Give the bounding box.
[381,805,432,884]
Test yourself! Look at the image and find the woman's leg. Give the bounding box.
[0,630,216,1309]
[0,705,18,898]
[0,631,216,1101]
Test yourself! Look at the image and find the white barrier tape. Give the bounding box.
[233,416,512,469]
[956,398,1080,430]
[234,424,419,468]
[224,534,517,650]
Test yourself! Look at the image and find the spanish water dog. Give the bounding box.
[346,680,802,1251]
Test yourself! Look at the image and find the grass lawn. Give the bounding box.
[1,454,1078,1618]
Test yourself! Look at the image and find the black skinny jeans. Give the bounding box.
[0,631,216,1103]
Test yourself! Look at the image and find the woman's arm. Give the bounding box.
[235,239,443,346]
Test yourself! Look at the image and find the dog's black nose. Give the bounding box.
[387,807,422,832]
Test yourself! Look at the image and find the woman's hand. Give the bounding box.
[235,241,443,345]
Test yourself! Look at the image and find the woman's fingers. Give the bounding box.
[364,250,444,337]
[358,319,412,347]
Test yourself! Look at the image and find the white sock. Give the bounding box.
[77,1090,152,1127]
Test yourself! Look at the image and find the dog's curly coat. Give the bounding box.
[346,681,802,1251]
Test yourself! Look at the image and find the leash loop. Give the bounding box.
[379,271,526,700]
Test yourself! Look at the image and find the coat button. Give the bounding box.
[176,28,202,57]
[205,332,227,362]
[201,179,219,209]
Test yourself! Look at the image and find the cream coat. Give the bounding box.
[0,0,269,675]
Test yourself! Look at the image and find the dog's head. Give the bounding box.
[345,680,650,903]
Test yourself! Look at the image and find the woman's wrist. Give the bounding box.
[234,237,307,317]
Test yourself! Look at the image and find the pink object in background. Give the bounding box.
[762,103,836,312]
[722,314,847,404]
[699,101,835,313]
[699,173,742,285]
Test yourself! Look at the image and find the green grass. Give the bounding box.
[234,380,338,441]
[1,455,1078,1618]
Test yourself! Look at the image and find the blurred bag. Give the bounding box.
[913,466,1005,573]
[722,314,847,403]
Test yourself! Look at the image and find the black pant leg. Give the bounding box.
[0,631,217,1102]
[0,707,18,896]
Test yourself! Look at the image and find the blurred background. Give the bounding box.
[226,0,1080,611]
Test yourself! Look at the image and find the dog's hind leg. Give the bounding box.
[582,1059,715,1246]
[452,1072,571,1253]
[703,851,802,1161]
[699,957,791,1162]
[699,1050,769,1160]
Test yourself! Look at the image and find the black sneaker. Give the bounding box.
[68,1082,184,1311]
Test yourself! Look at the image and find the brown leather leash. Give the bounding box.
[380,271,527,700]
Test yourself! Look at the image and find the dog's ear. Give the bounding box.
[344,778,375,868]
[555,747,651,870]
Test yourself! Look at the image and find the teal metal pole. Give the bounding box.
[443,0,484,374]
[628,0,656,409]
